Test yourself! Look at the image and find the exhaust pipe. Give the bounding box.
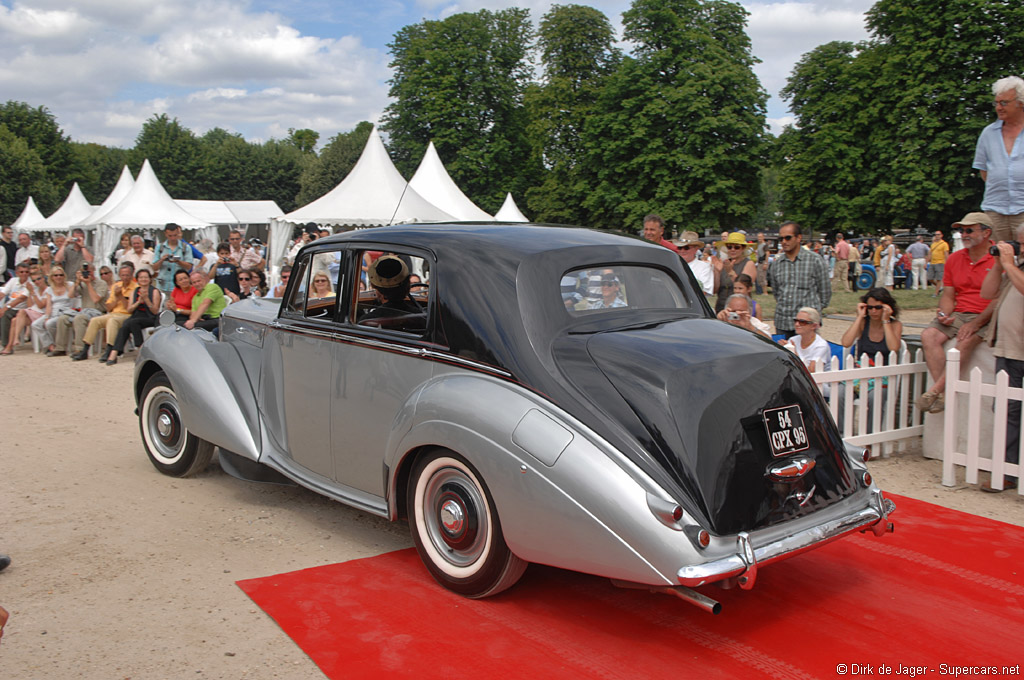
[610,579,722,615]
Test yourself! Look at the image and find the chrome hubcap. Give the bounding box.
[157,413,173,438]
[440,499,465,535]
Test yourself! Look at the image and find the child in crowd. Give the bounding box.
[212,242,241,297]
[733,274,761,320]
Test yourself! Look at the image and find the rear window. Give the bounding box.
[561,265,691,315]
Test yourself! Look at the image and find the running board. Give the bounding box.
[219,449,296,486]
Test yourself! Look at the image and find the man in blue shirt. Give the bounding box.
[973,76,1024,243]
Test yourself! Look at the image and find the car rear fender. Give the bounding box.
[135,326,262,461]
[388,373,691,586]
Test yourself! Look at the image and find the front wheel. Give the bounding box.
[139,371,215,477]
[408,450,527,598]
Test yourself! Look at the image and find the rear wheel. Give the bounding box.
[139,371,215,477]
[408,449,527,598]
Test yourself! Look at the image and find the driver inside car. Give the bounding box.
[360,255,423,322]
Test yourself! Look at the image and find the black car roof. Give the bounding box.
[319,222,645,257]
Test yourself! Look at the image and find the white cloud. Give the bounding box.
[0,0,875,147]
[745,1,873,110]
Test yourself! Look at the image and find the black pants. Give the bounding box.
[996,356,1023,480]
[112,314,156,354]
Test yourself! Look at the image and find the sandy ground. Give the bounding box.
[1,325,1022,678]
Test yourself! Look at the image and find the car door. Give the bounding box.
[329,246,435,496]
[263,249,341,481]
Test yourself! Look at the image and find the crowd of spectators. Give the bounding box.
[0,222,285,361]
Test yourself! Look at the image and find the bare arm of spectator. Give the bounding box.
[185,297,213,329]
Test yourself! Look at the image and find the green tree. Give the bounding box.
[70,142,130,205]
[580,0,768,232]
[295,121,373,207]
[132,114,204,197]
[0,101,75,214]
[286,128,320,154]
[524,4,620,224]
[779,0,1024,232]
[251,140,306,213]
[382,9,536,213]
[0,124,57,224]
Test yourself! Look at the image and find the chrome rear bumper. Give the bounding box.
[677,489,895,588]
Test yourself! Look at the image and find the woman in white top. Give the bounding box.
[33,267,74,355]
[783,306,832,396]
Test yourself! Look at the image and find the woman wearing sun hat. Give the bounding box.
[713,232,758,312]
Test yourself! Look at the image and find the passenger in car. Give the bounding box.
[589,274,627,309]
[311,272,335,298]
[360,255,422,322]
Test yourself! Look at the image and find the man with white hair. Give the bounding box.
[973,75,1024,243]
[14,232,38,266]
[118,235,154,274]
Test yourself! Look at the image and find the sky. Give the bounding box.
[0,0,875,149]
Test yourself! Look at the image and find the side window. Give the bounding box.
[305,251,342,320]
[282,256,310,315]
[353,250,429,334]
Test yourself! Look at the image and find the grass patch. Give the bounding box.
[756,287,938,320]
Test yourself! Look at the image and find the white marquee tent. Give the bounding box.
[269,125,455,273]
[494,193,529,222]
[10,196,45,230]
[408,142,493,222]
[34,183,95,232]
[89,159,210,266]
[76,165,136,229]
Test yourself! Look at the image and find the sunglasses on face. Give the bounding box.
[238,276,251,281]
[793,318,813,325]
[53,273,65,277]
[961,227,986,235]
[679,245,696,251]
[601,281,618,287]
[726,244,745,250]
[780,235,797,241]
[865,304,884,310]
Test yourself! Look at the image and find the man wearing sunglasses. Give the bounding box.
[972,76,1024,243]
[673,231,714,295]
[916,214,997,413]
[768,221,831,339]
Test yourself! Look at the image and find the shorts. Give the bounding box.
[927,311,990,341]
[928,263,944,282]
[983,211,1024,244]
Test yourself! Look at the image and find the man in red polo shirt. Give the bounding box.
[642,214,678,253]
[916,213,997,413]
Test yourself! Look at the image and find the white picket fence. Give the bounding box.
[807,348,929,457]
[941,348,1023,494]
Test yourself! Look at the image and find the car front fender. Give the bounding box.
[135,325,261,462]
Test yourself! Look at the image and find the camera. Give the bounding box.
[990,242,1021,257]
[727,311,740,321]
[81,263,90,275]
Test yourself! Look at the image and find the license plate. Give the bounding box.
[763,405,809,457]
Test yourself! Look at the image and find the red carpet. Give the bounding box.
[238,495,1024,679]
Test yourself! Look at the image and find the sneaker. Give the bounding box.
[928,393,945,413]
[915,391,938,411]
[981,478,1018,493]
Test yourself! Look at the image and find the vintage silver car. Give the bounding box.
[134,223,894,613]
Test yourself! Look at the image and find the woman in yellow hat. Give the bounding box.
[713,232,757,312]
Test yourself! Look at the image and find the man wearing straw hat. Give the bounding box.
[672,231,715,295]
